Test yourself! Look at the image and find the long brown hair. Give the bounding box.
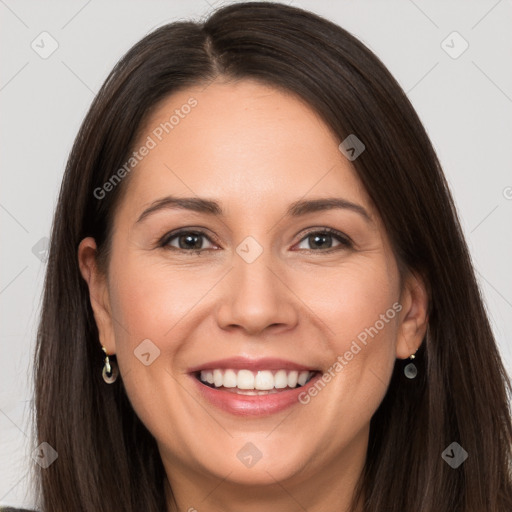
[33,2,512,511]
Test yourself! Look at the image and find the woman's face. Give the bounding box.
[79,78,427,506]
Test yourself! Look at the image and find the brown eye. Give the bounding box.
[295,229,352,252]
[160,230,216,253]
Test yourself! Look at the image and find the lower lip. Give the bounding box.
[191,372,321,416]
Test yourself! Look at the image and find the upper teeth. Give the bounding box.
[200,369,314,390]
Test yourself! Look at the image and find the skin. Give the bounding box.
[78,78,428,512]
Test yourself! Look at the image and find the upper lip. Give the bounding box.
[188,356,318,373]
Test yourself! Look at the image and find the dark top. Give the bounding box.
[0,508,37,511]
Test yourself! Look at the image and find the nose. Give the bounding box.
[215,248,299,336]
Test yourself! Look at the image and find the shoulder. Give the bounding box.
[0,508,37,512]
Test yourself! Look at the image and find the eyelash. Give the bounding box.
[157,227,353,255]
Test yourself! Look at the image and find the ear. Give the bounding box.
[77,237,116,355]
[395,270,429,360]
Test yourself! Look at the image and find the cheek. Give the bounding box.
[104,256,195,430]
[103,254,183,395]
[104,251,227,406]
[108,255,214,342]
[296,258,400,414]
[299,257,400,347]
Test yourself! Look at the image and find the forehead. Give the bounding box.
[117,79,373,222]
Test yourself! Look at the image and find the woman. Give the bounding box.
[23,1,512,511]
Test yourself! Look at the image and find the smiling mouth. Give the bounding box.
[195,368,319,395]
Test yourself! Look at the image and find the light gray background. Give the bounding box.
[1,0,511,508]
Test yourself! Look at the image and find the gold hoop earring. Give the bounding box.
[102,346,118,384]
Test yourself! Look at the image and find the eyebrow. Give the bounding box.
[135,195,372,224]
